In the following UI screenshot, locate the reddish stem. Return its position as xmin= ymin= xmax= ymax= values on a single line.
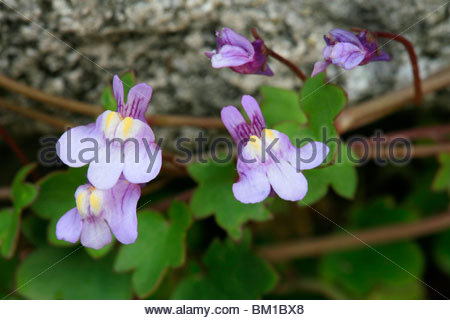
xmin=373 ymin=31 xmax=423 ymax=105
xmin=0 ymin=123 xmax=39 ymax=181
xmin=251 ymin=28 xmax=307 ymax=82
xmin=0 ymin=123 xmax=29 ymax=165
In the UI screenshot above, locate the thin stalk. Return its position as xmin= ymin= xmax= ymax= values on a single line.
xmin=373 ymin=31 xmax=423 ymax=104
xmin=251 ymin=28 xmax=307 ymax=81
xmin=258 ymin=210 xmax=450 ymax=262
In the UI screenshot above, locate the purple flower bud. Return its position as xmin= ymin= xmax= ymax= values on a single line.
xmin=221 ymin=95 xmax=329 ymax=203
xmin=312 ymin=29 xmax=391 ymax=76
xmin=205 ymin=28 xmax=273 ymax=76
xmin=56 ymin=179 xmax=141 ymax=249
xmin=56 ymin=75 xmax=162 ymax=190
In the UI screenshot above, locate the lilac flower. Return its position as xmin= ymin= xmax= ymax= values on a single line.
xmin=312 ymin=29 xmax=391 ymax=76
xmin=221 ymin=95 xmax=329 ymax=203
xmin=56 ymin=179 xmax=140 ymax=249
xmin=57 ymin=75 xmax=162 ymax=190
xmin=205 ymin=27 xmax=273 ymax=76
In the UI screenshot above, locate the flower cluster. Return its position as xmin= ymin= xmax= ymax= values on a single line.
xmin=56 ymin=75 xmax=161 ymax=249
xmin=56 ymin=26 xmax=387 ymax=249
xmin=312 ymin=29 xmax=391 ymax=76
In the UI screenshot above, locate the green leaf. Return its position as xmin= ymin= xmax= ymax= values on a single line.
xmin=32 ymin=167 xmax=86 ymax=220
xmin=11 ymin=163 xmax=39 ymax=212
xmin=368 ymin=281 xmax=425 ymax=299
xmin=319 ymin=242 xmax=424 ymax=298
xmin=1 ymin=164 xmax=39 ymax=258
xmin=16 ymin=247 xmax=132 ymax=299
xmin=114 ymin=201 xmax=191 ymax=298
xmin=300 ymin=73 xmax=346 ymax=134
xmin=31 ymin=167 xmax=87 ymax=246
xmin=433 ymin=229 xmax=450 ymax=277
xmin=21 ymin=216 xmax=47 ymax=247
xmin=433 ymin=153 xmax=450 ymax=193
xmin=350 ymin=198 xmax=418 ymax=228
xmin=100 ymin=87 xmax=115 ymax=111
xmin=319 ymin=199 xmax=424 ymax=298
xmin=100 ymin=71 xmax=136 ymax=111
xmin=172 ymin=235 xmax=278 ymax=299
xmin=0 ymin=255 xmax=18 ymax=296
xmin=188 ymin=160 xmax=270 ymax=239
xmin=0 ymin=208 xmax=19 ymax=258
xmin=120 ymin=71 xmax=136 ymax=102
xmin=260 ymin=86 xmax=307 ymax=127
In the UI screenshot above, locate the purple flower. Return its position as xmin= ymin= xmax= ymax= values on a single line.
xmin=56 ymin=179 xmax=140 ymax=249
xmin=57 ymin=75 xmax=162 ymax=190
xmin=205 ymin=28 xmax=273 ymax=76
xmin=312 ymin=29 xmax=391 ymax=76
xmin=221 ymin=95 xmax=329 ymax=203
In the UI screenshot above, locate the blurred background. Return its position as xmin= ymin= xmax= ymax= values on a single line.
xmin=0 ymin=0 xmax=449 ymax=300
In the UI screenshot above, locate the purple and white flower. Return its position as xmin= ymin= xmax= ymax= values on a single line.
xmin=57 ymin=75 xmax=162 ymax=190
xmin=221 ymin=95 xmax=329 ymax=204
xmin=205 ymin=27 xmax=273 ymax=76
xmin=56 ymin=179 xmax=140 ymax=249
xmin=312 ymin=29 xmax=391 ymax=76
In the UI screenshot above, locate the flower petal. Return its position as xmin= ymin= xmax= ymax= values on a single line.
xmin=241 ymin=95 xmax=265 ymax=134
xmin=372 ymin=50 xmax=391 ymax=62
xmin=122 ymin=83 xmax=152 ymax=122
xmin=113 ymin=75 xmax=124 ymax=111
xmin=331 ymin=43 xmax=365 ymax=70
xmin=56 ymin=123 xmax=99 ymax=167
xmin=123 ymin=140 xmax=162 ymax=184
xmin=233 ymin=166 xmax=271 ymax=204
xmin=221 ymin=106 xmax=252 ymax=145
xmin=311 ymin=61 xmax=331 ymax=77
xmin=87 ymin=144 xmax=124 ymax=189
xmin=211 ymin=45 xmax=251 ymax=68
xmin=296 ymin=141 xmax=330 ymax=170
xmin=80 ymin=217 xmax=112 ymax=249
xmin=122 ymin=122 xmax=161 ymax=184
xmin=267 ymin=159 xmax=308 ymax=201
xmin=329 ymin=29 xmax=363 ymax=47
xmin=220 ymin=28 xmax=254 ymax=55
xmin=255 ymin=64 xmax=274 ymax=76
xmin=56 ymin=208 xmax=82 ymax=243
xmin=105 ymin=181 xmax=140 ymax=244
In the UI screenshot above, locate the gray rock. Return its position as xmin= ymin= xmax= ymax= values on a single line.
xmin=0 ymin=0 xmax=449 ymax=139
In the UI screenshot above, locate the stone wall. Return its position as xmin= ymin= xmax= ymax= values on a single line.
xmin=0 ymin=0 xmax=449 ymax=138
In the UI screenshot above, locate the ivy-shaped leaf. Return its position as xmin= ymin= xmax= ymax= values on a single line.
xmin=114 ymin=201 xmax=191 ymax=298
xmin=100 ymin=71 xmax=136 ymax=111
xmin=16 ymin=247 xmax=132 ymax=299
xmin=266 ymin=74 xmax=357 ymax=205
xmin=260 ymin=86 xmax=307 ymax=127
xmin=172 ymin=234 xmax=278 ymax=299
xmin=11 ymin=163 xmax=39 ymax=212
xmin=432 ymin=153 xmax=450 ymax=194
xmin=188 ymin=160 xmax=270 ymax=239
xmin=319 ymin=199 xmax=424 ymax=298
xmin=31 ymin=167 xmax=87 ymax=247
xmin=0 ymin=164 xmax=39 ymax=258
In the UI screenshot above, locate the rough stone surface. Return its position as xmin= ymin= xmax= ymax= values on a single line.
xmin=0 ymin=0 xmax=449 ymax=139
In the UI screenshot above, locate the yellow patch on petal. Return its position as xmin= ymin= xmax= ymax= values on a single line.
xmin=76 ymin=192 xmax=85 ymax=213
xmin=122 ymin=117 xmax=133 ymax=138
xmin=105 ymin=111 xmax=117 ymax=130
xmin=262 ymin=129 xmax=275 ymax=140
